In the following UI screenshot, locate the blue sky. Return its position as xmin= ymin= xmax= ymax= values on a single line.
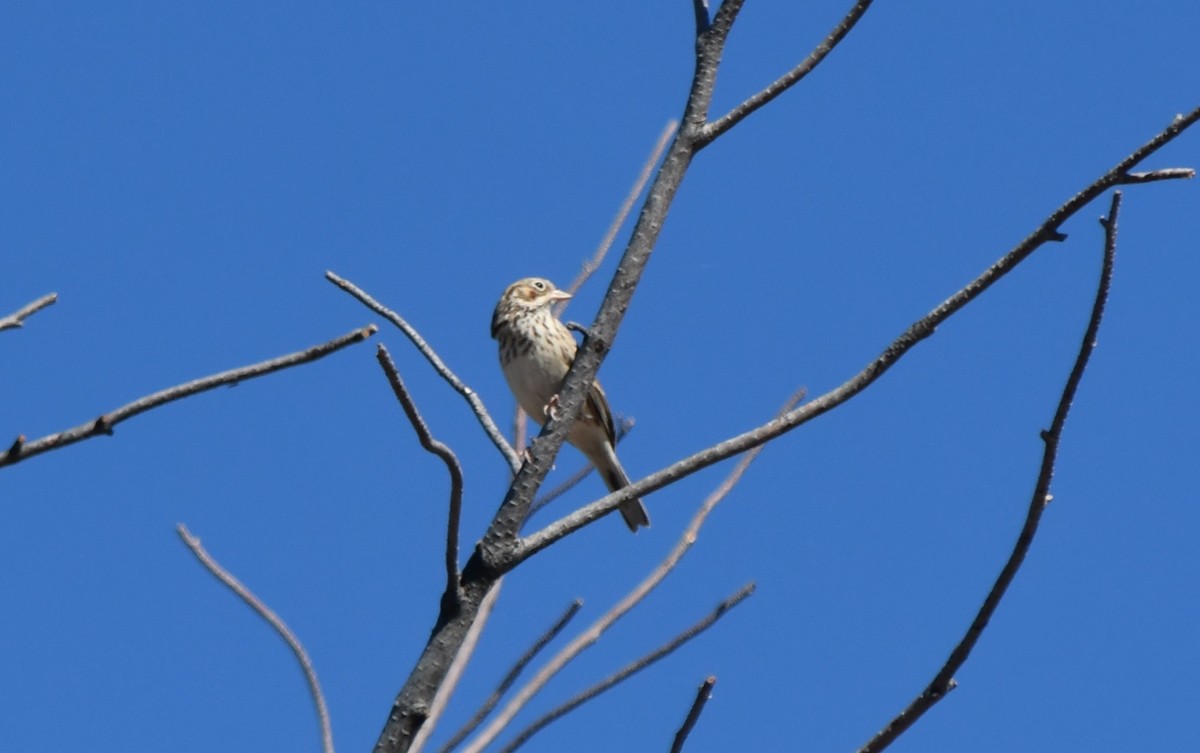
xmin=4 ymin=2 xmax=1199 ymax=751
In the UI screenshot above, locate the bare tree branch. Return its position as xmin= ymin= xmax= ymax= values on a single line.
xmin=177 ymin=524 xmax=334 ymax=753
xmin=472 ymin=0 xmax=757 ymax=568
xmin=670 ymin=676 xmax=717 ymax=753
xmin=559 ymin=120 xmax=678 ymax=305
xmin=326 ymin=271 xmax=521 ymax=474
xmin=377 ymin=344 xmax=465 ymax=596
xmin=0 ymin=325 xmax=376 ymax=470
xmin=499 ymin=586 xmax=753 ymax=753
xmin=0 ymin=293 xmax=57 ymax=332
xmin=460 ymin=391 xmax=797 ymax=753
xmin=857 ymin=191 xmax=1124 ymax=753
xmin=439 ymin=599 xmax=584 ymax=753
xmin=412 ymin=582 xmax=505 ymax=753
xmin=700 ymin=0 xmax=876 ymax=147
xmin=517 ymin=110 xmax=1199 ymax=561
xmin=371 ymin=0 xmax=1195 ymax=739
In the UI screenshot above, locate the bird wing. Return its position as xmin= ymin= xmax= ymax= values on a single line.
xmin=585 ymin=379 xmax=618 ymax=445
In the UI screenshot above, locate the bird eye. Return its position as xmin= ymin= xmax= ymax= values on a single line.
xmin=533 ymin=281 xmax=546 ymax=290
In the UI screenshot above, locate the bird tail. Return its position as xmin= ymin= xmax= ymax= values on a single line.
xmin=596 ymin=455 xmax=651 ymax=532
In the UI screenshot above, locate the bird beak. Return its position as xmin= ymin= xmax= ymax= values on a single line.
xmin=550 ymin=290 xmax=573 ymax=302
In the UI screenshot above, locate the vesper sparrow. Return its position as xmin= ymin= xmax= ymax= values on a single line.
xmin=492 ymin=277 xmax=651 ymax=532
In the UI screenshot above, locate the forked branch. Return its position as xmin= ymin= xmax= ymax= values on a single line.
xmin=516 ymin=109 xmax=1198 ymax=561
xmin=178 ymin=525 xmax=334 ymax=753
xmin=327 ymin=271 xmax=521 ymax=474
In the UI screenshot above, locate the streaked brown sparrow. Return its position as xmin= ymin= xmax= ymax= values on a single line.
xmin=491 ymin=277 xmax=650 ymax=532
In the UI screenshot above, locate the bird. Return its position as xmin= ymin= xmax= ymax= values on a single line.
xmin=491 ymin=277 xmax=651 ymax=532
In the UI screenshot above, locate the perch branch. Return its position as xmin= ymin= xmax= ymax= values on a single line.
xmin=1 ymin=325 xmax=376 ymax=469
xmin=177 ymin=524 xmax=334 ymax=753
xmin=461 ymin=391 xmax=797 ymax=753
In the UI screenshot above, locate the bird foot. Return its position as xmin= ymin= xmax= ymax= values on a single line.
xmin=544 ymin=394 xmax=561 ymax=421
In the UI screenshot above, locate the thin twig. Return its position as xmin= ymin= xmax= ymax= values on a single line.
xmin=500 ymin=587 xmax=752 ymax=753
xmin=0 ymin=325 xmax=376 ymax=469
xmin=0 ymin=293 xmax=57 ymax=332
xmin=671 ymin=677 xmax=717 ymax=753
xmin=700 ymin=0 xmax=876 ymax=147
xmin=177 ymin=525 xmax=335 ymax=753
xmin=326 ymin=271 xmax=521 ymax=474
xmin=858 ymin=191 xmax=1124 ymax=753
xmin=377 ymin=344 xmax=464 ymax=596
xmin=439 ymin=599 xmax=584 ymax=753
xmin=558 ymin=120 xmax=678 ymax=309
xmin=517 ymin=109 xmax=1199 ymax=562
xmin=412 ymin=581 xmax=505 ymax=753
xmin=461 ymin=391 xmax=801 ymax=753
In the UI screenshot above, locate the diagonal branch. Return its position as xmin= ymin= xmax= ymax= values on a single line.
xmin=0 ymin=293 xmax=57 ymax=332
xmin=497 ymin=586 xmax=754 ymax=753
xmin=671 ymin=676 xmax=718 ymax=753
xmin=439 ymin=599 xmax=584 ymax=753
xmin=412 ymin=582 xmax=505 ymax=753
xmin=377 ymin=344 xmax=465 ymax=596
xmin=559 ymin=120 xmax=678 ymax=306
xmin=1 ymin=325 xmax=376 ymax=470
xmin=857 ymin=190 xmax=1124 ymax=753
xmin=516 ymin=109 xmax=1199 ymax=561
xmin=700 ymin=0 xmax=876 ymax=147
xmin=326 ymin=271 xmax=521 ymax=474
xmin=177 ymin=525 xmax=335 ymax=753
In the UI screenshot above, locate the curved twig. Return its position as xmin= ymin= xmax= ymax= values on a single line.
xmin=1 ymin=325 xmax=376 ymax=469
xmin=858 ymin=191 xmax=1123 ymax=753
xmin=0 ymin=293 xmax=57 ymax=332
xmin=377 ymin=344 xmax=465 ymax=595
xmin=177 ymin=525 xmax=335 ymax=753
xmin=327 ymin=271 xmax=521 ymax=474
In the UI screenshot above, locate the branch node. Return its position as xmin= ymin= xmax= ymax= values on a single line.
xmin=7 ymin=435 xmax=25 ymax=456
